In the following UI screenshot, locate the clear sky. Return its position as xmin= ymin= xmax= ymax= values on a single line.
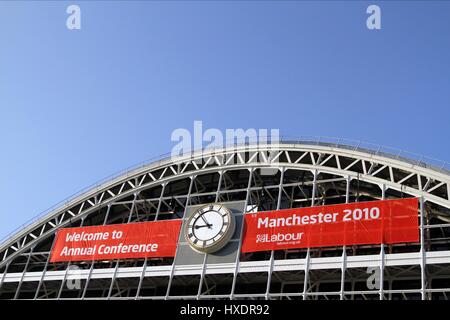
xmin=0 ymin=1 xmax=449 ymax=241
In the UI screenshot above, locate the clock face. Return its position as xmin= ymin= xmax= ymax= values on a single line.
xmin=185 ymin=204 xmax=235 ymax=253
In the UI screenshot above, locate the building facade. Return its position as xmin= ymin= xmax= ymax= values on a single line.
xmin=0 ymin=140 xmax=449 ymax=300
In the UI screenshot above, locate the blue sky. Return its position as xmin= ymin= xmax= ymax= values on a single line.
xmin=0 ymin=1 xmax=449 ymax=240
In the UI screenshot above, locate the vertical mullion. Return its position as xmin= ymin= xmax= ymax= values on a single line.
xmin=302 ymin=248 xmax=310 ymax=300
xmin=311 ymin=169 xmax=317 ymax=206
xmin=57 ymin=263 xmax=71 ymax=299
xmin=265 ymin=167 xmax=284 ymax=299
xmin=215 ymin=171 xmax=224 ymax=203
xmin=155 ymin=183 xmax=166 ymax=221
xmin=196 ymin=254 xmax=208 ymax=299
xmin=14 ymin=245 xmax=35 ymax=300
xmin=230 ymin=167 xmax=253 ymax=300
xmin=107 ymin=262 xmax=120 ymax=299
xmin=345 ymin=175 xmax=351 ymax=204
xmin=103 ymin=204 xmax=112 ymax=225
xmin=0 ymin=262 xmax=10 ymax=290
xmin=339 ymin=247 xmax=347 ymax=300
xmin=34 ymin=235 xmax=58 ymax=300
xmin=108 ymin=193 xmax=139 ymax=299
xmin=82 ymin=204 xmax=112 ymax=299
xmin=81 ymin=262 xmax=95 ymax=300
xmin=388 ymin=280 xmax=392 ymax=300
xmin=302 ymin=169 xmax=318 ymax=300
xmin=197 ymin=171 xmax=223 ymax=299
xmin=165 ymin=176 xmax=194 ymax=300
xmin=135 ymin=257 xmax=148 ymax=300
xmin=340 ymin=175 xmax=351 ymax=300
xmin=127 ymin=192 xmax=139 ymax=223
xmin=57 ymin=217 xmax=86 ymax=299
xmin=379 ymin=184 xmax=386 ymax=300
xmin=420 ymin=196 xmax=426 ymax=300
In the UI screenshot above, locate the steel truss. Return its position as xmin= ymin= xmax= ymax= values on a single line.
xmin=0 ymin=141 xmax=449 ymax=300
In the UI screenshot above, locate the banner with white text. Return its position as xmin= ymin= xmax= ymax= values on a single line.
xmin=241 ymin=198 xmax=419 ymax=252
xmin=50 ymin=219 xmax=182 ymax=262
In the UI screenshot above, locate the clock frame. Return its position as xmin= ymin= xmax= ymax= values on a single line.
xmin=184 ymin=204 xmax=236 ymax=254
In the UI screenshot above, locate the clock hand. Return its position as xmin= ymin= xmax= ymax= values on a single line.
xmin=194 ymin=224 xmax=213 ymax=229
xmin=200 ymin=214 xmax=212 ymax=228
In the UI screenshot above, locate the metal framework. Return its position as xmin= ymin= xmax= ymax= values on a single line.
xmin=1 ymin=141 xmax=450 ymax=300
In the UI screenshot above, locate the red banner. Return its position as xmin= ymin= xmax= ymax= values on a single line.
xmin=50 ymin=219 xmax=182 ymax=262
xmin=241 ymin=198 xmax=419 ymax=253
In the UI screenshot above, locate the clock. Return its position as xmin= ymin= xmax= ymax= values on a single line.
xmin=185 ymin=204 xmax=235 ymax=254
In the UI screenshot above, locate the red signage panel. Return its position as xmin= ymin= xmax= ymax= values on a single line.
xmin=50 ymin=219 xmax=182 ymax=262
xmin=241 ymin=198 xmax=419 ymax=253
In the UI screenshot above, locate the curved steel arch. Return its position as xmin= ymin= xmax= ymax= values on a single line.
xmin=1 ymin=142 xmax=449 ymax=267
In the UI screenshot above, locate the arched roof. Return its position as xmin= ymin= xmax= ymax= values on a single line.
xmin=1 ymin=141 xmax=449 ymax=267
